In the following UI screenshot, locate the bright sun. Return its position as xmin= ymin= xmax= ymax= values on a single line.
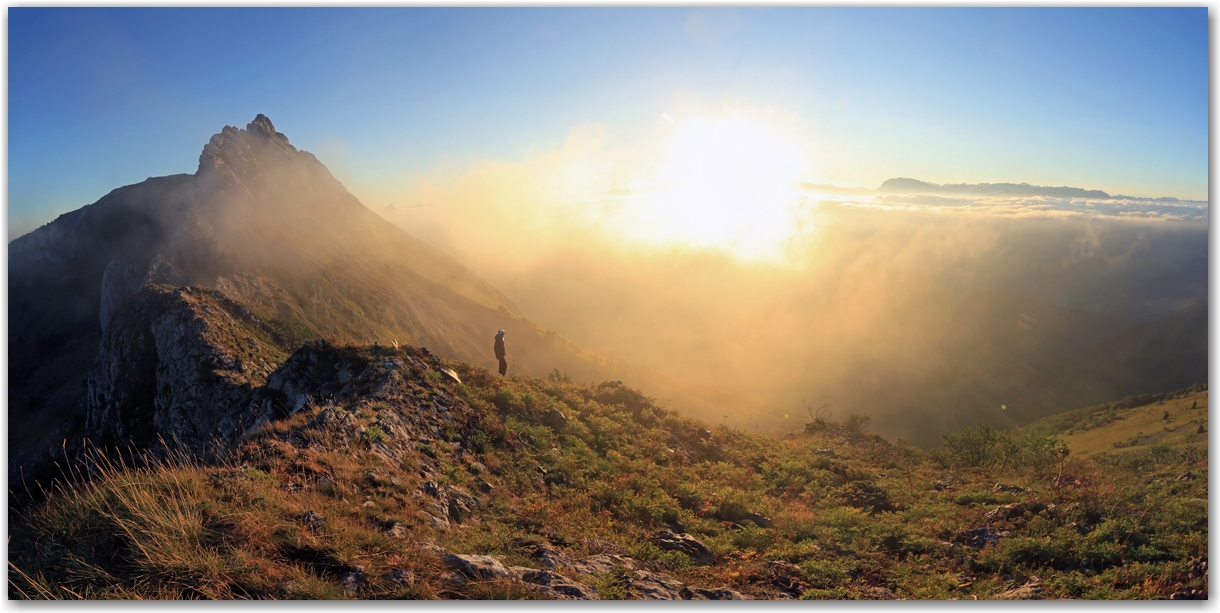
xmin=628 ymin=115 xmax=808 ymax=262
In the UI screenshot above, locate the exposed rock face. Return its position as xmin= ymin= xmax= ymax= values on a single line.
xmin=99 ymin=259 xmax=145 ymax=333
xmin=86 ymin=286 xmax=288 ymax=452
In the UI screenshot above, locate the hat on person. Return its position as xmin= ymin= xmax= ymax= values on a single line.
xmin=496 ymin=329 xmax=505 ymax=338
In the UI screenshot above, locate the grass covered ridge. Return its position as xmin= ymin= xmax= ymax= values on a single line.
xmin=8 ymin=344 xmax=1209 ymax=599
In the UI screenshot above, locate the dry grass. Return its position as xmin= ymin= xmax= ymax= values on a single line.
xmin=9 ymin=349 xmax=1209 ymax=600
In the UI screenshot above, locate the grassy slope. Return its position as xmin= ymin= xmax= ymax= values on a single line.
xmin=1018 ymin=387 xmax=1208 ymax=458
xmin=1058 ymin=392 xmax=1208 ymax=460
xmin=9 ymin=349 xmax=1208 ymax=600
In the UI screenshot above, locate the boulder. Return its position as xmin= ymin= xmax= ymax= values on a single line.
xmin=623 ymin=570 xmax=687 ymax=600
xmin=446 ymin=487 xmax=481 ymax=523
xmin=443 ymin=554 xmax=515 ymax=581
xmin=653 ymin=529 xmax=715 ymax=565
xmin=520 ymin=569 xmax=598 ymax=600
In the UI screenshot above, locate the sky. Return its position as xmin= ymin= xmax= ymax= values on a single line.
xmin=7 ymin=7 xmax=1210 ymax=240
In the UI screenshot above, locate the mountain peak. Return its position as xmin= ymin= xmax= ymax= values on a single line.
xmin=246 ymin=113 xmax=292 ymax=146
xmin=197 ymin=114 xmax=296 ymax=178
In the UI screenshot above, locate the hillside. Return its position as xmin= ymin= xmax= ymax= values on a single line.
xmin=6 ymin=115 xmax=708 ymax=481
xmin=1018 ymin=385 xmax=1208 ymax=460
xmin=10 ymin=347 xmax=1207 ymax=599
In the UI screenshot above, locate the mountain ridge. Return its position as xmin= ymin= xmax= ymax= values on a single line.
xmin=9 ymin=115 xmax=682 ymax=476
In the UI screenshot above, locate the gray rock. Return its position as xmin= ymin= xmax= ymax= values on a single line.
xmin=443 ymin=554 xmax=515 ymax=581
xmin=86 ymin=286 xmax=289 ymax=455
xmin=341 ymin=566 xmax=365 ymax=591
xmin=425 ymin=512 xmax=450 ymax=529
xmin=521 ymin=569 xmax=599 ymax=600
xmin=99 ymin=259 xmax=144 ymax=333
xmin=386 ymin=568 xmax=414 ymax=586
xmin=623 ymin=570 xmax=687 ymax=599
xmin=569 ymin=554 xmax=638 ymax=575
xmin=653 ymin=529 xmax=715 ymax=565
xmin=301 ymin=510 xmax=325 ymax=532
xmin=529 ymin=545 xmax=572 ymax=570
xmin=446 ymin=486 xmax=480 ymax=523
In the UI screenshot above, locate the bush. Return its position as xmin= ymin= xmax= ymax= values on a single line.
xmin=833 ymin=480 xmax=895 ymax=514
xmin=843 ymin=414 xmax=872 ymax=436
xmin=940 ymin=422 xmax=1015 ymax=469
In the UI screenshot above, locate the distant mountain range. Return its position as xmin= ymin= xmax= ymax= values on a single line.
xmin=877 ymin=177 xmax=1188 ymax=202
xmin=799 ymin=178 xmax=1192 ymax=202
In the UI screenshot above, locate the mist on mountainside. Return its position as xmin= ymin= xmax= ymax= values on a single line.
xmin=378 ymin=160 xmax=1207 ymax=446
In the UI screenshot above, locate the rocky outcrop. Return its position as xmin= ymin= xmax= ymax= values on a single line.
xmin=427 ymin=543 xmax=745 ymax=601
xmin=86 ymin=286 xmax=288 ymax=453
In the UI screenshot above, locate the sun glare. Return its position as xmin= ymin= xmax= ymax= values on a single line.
xmin=628 ymin=115 xmax=808 ymax=262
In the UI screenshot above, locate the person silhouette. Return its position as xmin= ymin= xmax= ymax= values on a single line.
xmin=494 ymin=329 xmax=507 ymax=376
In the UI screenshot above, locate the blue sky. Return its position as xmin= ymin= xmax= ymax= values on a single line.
xmin=8 ymin=7 xmax=1209 ymax=239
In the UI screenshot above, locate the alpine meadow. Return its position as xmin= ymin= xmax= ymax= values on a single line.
xmin=7 ymin=8 xmax=1209 ymax=600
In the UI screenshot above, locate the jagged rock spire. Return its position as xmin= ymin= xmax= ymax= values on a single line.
xmin=197 ymin=114 xmax=297 ymax=178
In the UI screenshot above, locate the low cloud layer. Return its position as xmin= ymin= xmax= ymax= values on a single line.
xmin=825 ymin=191 xmax=1208 ymax=222
xmin=367 ymin=129 xmax=1207 ymax=444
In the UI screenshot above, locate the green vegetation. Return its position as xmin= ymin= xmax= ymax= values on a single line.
xmin=8 ymin=351 xmax=1208 ymax=600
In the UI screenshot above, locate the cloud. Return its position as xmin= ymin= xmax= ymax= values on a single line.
xmin=809 ymin=192 xmax=1208 ymax=223
xmin=367 ymin=125 xmax=1206 ymax=444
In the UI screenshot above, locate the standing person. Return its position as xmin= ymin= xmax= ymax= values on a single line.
xmin=494 ymin=329 xmax=507 ymax=376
